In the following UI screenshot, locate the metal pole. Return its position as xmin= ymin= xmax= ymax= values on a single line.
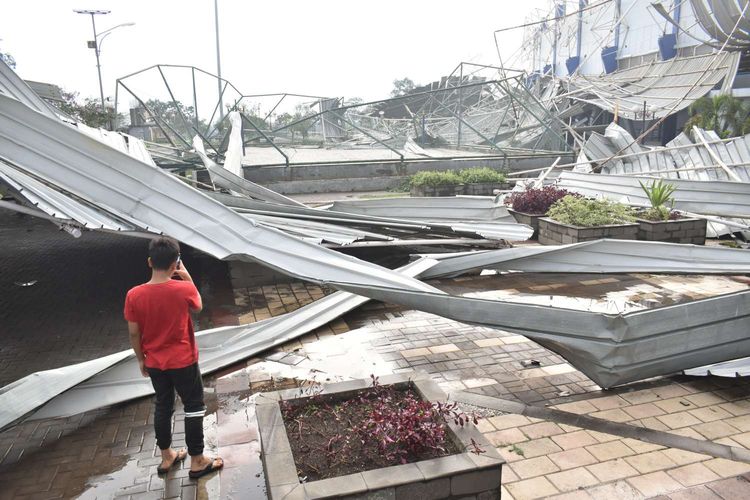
xmin=192 ymin=67 xmax=199 ymax=129
xmin=457 ymin=63 xmax=463 ymax=149
xmin=214 ymin=0 xmax=223 ymax=119
xmin=90 ymin=13 xmax=106 ymax=112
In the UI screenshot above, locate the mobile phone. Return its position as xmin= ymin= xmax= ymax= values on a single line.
xmin=176 ymin=255 xmax=181 ymax=269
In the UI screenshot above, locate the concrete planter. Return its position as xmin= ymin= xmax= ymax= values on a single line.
xmin=410 ymin=184 xmax=462 ymax=197
xmin=462 ymin=182 xmax=513 ymax=196
xmin=257 ymin=373 xmax=504 ymax=500
xmin=507 ymin=209 xmax=543 ymax=239
xmin=637 ymin=217 xmax=707 ymax=245
xmin=538 ymin=217 xmax=639 ymax=245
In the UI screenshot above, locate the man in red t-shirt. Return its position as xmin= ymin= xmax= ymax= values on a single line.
xmin=125 ymin=237 xmax=223 ymax=478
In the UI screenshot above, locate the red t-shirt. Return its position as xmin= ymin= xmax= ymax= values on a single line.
xmin=124 ymin=280 xmax=201 ymax=370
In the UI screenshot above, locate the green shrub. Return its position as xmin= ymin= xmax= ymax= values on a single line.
xmin=547 ymin=195 xmax=636 ymax=227
xmin=638 ymin=179 xmax=676 ymax=221
xmin=409 ymin=170 xmax=462 ymax=187
xmin=458 ymin=167 xmax=506 ymax=184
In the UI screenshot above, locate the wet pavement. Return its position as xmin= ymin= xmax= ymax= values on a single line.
xmin=4 ymin=207 xmax=750 ymax=498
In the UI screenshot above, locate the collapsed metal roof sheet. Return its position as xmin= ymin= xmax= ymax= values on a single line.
xmin=583 ymin=122 xmax=750 ymax=182
xmin=0 ymin=93 xmax=438 ymax=293
xmin=245 ymin=213 xmax=393 ymax=246
xmin=0 ymin=160 xmax=138 ymax=232
xmin=684 ymin=357 xmax=750 ymax=378
xmin=8 ymin=239 xmax=750 ymax=426
xmin=215 ymin=192 xmax=532 ymax=242
xmin=564 ymin=52 xmax=740 ymax=120
xmin=4 ymin=75 xmax=750 ymax=422
xmin=193 ymin=136 xmax=305 ymax=207
xmin=0 ymin=59 xmax=59 ymax=118
xmin=420 ymin=239 xmax=750 ymax=278
xmin=690 ymin=0 xmax=750 ymax=49
xmin=557 ymin=171 xmax=750 ymax=218
xmin=328 ymin=197 xmax=513 ymax=221
xmin=333 ymin=282 xmax=750 ymax=390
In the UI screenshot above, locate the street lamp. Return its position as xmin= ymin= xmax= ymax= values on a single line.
xmin=74 ymin=9 xmax=134 ymax=114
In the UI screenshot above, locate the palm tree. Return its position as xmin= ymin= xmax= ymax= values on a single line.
xmin=684 ymin=94 xmax=750 ymax=138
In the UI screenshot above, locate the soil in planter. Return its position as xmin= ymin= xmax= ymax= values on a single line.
xmin=280 ymin=385 xmax=461 ymax=481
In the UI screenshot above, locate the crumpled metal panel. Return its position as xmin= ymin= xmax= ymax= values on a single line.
xmin=565 ymin=53 xmax=740 ymax=120
xmin=0 ymin=160 xmax=136 ymax=231
xmin=193 ymin=136 xmax=305 ymax=207
xmin=0 ymin=351 xmax=132 ymax=430
xmin=585 ymin=123 xmax=750 ymax=182
xmin=0 ymin=94 xmax=438 ymax=294
xmin=691 ymin=0 xmax=750 ymax=47
xmin=557 ymin=171 xmax=750 ymax=218
xmin=333 ymin=282 xmax=750 ymax=389
xmin=420 ymin=239 xmax=750 ymax=278
xmin=216 ymin=192 xmax=532 ymax=241
xmin=4 ymin=89 xmax=750 ymax=421
xmin=328 ymin=197 xmax=512 ymax=221
xmin=246 ymin=213 xmax=392 ymax=246
xmin=684 ymin=357 xmax=750 ymax=378
xmin=0 ymin=59 xmax=59 ymax=118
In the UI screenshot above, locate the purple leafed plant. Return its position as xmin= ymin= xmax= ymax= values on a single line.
xmin=280 ymin=375 xmax=483 ymax=479
xmin=505 ymin=186 xmax=578 ymax=215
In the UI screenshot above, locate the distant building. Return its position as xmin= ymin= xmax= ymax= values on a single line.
xmin=524 ymin=0 xmax=750 ymax=143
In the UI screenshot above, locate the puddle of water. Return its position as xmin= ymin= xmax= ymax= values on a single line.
xmin=77 ymin=457 xmax=143 ymax=500
xmin=216 ymin=393 xmax=266 ymax=499
xmin=463 ymin=275 xmax=750 ymax=314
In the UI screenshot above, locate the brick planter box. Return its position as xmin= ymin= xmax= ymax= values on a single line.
xmin=637 ymin=217 xmax=707 ymax=245
xmin=538 ymin=217 xmax=639 ymax=245
xmin=410 ymin=184 xmax=462 ymax=197
xmin=257 ymin=373 xmax=504 ymax=500
xmin=462 ymin=182 xmax=513 ymax=196
xmin=507 ymin=209 xmax=543 ymax=239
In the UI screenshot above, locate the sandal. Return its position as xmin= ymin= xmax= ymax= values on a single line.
xmin=188 ymin=457 xmax=224 ymax=479
xmin=156 ymin=448 xmax=187 ymax=474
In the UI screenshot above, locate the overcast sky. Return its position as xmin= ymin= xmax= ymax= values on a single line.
xmin=2 ymin=0 xmax=550 ymax=105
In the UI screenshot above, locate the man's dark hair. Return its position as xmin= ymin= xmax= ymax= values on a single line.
xmin=149 ymin=237 xmax=180 ymax=270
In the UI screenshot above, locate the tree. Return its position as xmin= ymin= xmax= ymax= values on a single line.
xmin=233 ymin=102 xmax=268 ymax=130
xmin=274 ymin=104 xmax=316 ymax=141
xmin=684 ymin=94 xmax=750 ymax=138
xmin=48 ymin=89 xmax=119 ymax=129
xmin=391 ymin=77 xmax=416 ymax=97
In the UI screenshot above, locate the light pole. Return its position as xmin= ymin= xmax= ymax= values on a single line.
xmin=74 ymin=9 xmax=134 ymax=115
xmin=214 ymin=0 xmax=223 ymax=119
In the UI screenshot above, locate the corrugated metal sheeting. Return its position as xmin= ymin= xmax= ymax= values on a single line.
xmin=564 ymin=52 xmax=740 ymax=120
xmin=3 ymin=63 xmax=750 ymax=428
xmin=557 ymin=171 xmax=750 ymax=218
xmin=582 ymin=122 xmax=750 ymax=182
xmin=690 ymin=0 xmax=750 ymax=50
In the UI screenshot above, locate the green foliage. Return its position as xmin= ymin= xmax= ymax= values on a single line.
xmin=49 ymin=89 xmax=121 ymax=129
xmin=547 ymin=195 xmax=636 ymax=227
xmin=409 ymin=170 xmax=462 ymax=187
xmin=638 ymin=179 xmax=676 ymax=220
xmin=639 ymin=179 xmax=676 ymax=208
xmin=409 ymin=168 xmax=506 ymax=188
xmin=275 ymin=103 xmax=316 ymax=141
xmin=458 ymin=167 xmax=506 ymax=184
xmin=640 ymin=206 xmax=672 ymax=222
xmin=684 ymin=95 xmax=750 ymax=138
xmin=391 ymin=77 xmax=416 ymax=97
